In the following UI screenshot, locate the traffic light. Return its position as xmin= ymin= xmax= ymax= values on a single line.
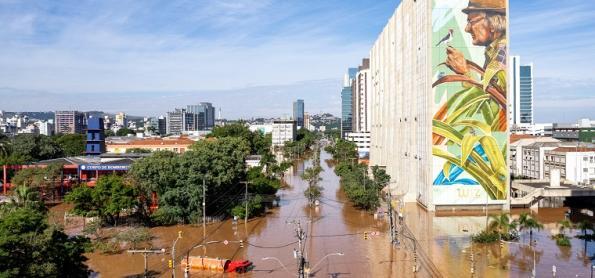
xmin=239 ymin=240 xmax=244 ymax=248
xmin=363 ymin=232 xmax=368 ymax=240
xmin=168 ymin=259 xmax=173 ymax=269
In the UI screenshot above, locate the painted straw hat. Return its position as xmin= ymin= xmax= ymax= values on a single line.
xmin=462 ymin=0 xmax=506 ymax=14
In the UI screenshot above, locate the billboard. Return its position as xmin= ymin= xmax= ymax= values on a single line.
xmin=79 ymin=164 xmax=130 ymax=171
xmin=431 ymin=0 xmax=508 ymax=205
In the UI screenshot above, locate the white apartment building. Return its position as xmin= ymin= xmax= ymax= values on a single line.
xmin=346 ymin=132 xmax=371 ymax=158
xmin=544 ymin=147 xmax=595 ymax=185
xmin=272 ymin=120 xmax=296 ymax=147
xmin=521 ymin=142 xmax=563 ymax=179
xmin=36 ymin=120 xmax=55 ymax=136
xmin=509 ymin=136 xmax=560 ymax=177
xmin=353 ymin=59 xmax=372 ymax=133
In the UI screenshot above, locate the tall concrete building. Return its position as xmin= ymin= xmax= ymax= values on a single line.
xmin=166 ymin=109 xmax=187 ymax=135
xmin=509 ymin=56 xmax=533 ymax=125
xmin=293 ymin=99 xmax=305 ymax=129
xmin=115 ymin=112 xmax=127 ymax=127
xmin=341 ymin=68 xmax=358 ymax=138
xmin=55 ymin=111 xmax=86 ymax=134
xmin=352 ymin=59 xmax=371 ymax=133
xmin=369 ymin=0 xmax=509 ymax=210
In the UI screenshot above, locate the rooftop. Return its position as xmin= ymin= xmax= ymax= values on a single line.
xmin=550 ymin=147 xmax=595 ymax=153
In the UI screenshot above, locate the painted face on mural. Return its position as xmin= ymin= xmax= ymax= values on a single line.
xmin=465 ymin=13 xmax=492 ymax=46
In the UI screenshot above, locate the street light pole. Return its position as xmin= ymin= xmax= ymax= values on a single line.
xmin=172 ymin=231 xmax=182 ymax=278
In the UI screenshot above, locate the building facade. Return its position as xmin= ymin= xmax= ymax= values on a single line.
xmin=341 ymin=68 xmax=358 ymax=138
xmin=106 ymin=137 xmax=195 ymax=154
xmin=346 ymin=132 xmax=371 ymax=158
xmin=115 ymin=112 xmax=127 ymax=127
xmin=544 ymin=147 xmax=595 ymax=185
xmin=369 ymin=0 xmax=509 ymax=210
xmin=293 ymin=99 xmax=305 ymax=129
xmin=166 ymin=109 xmax=186 ymax=135
xmin=272 ymin=120 xmax=297 ymax=147
xmin=352 ymin=59 xmax=371 ymax=133
xmin=55 ymin=111 xmax=86 ymax=134
xmin=86 ymin=117 xmax=105 ymax=156
xmin=187 ymin=102 xmax=216 ymax=130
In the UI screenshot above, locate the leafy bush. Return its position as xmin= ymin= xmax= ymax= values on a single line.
xmin=472 ymin=230 xmax=500 ymax=243
xmin=552 ymin=234 xmax=571 ymax=247
xmin=116 ymin=227 xmax=152 ymax=249
xmin=231 ymin=195 xmax=264 ymax=219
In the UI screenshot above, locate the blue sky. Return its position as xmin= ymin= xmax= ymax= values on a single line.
xmin=0 ymin=0 xmax=594 ymax=122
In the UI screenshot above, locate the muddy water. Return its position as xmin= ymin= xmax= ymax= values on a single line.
xmin=54 ymin=150 xmax=594 ymax=277
xmin=77 ymin=151 xmax=418 ymax=277
xmin=405 ymin=200 xmax=595 ymax=277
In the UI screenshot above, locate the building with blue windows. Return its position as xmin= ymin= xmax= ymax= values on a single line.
xmin=293 ymin=99 xmax=304 ymax=128
xmin=510 ymin=56 xmax=534 ymax=126
xmin=341 ymin=68 xmax=357 ymax=138
xmin=85 ymin=117 xmax=105 ymax=156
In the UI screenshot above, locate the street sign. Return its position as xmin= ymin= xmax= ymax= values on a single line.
xmin=223 ymin=240 xmax=229 ymax=245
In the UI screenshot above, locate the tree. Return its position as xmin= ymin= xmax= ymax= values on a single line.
xmin=10 ymin=163 xmax=63 ymax=200
xmin=328 ymin=139 xmax=358 ymax=162
xmin=104 ymin=130 xmax=115 ymax=137
xmin=126 ymin=148 xmax=152 ymax=154
xmin=371 ymin=166 xmax=390 ymax=190
xmin=116 ymin=128 xmax=136 ymax=136
xmin=129 ymin=137 xmax=251 ymax=225
xmin=517 ymin=212 xmax=543 ymax=243
xmin=488 ymin=213 xmax=519 ymax=240
xmin=7 ymin=134 xmax=63 ymax=163
xmin=210 ymin=122 xmax=270 ymax=154
xmin=0 ymin=206 xmax=90 ymax=277
xmin=231 ymin=195 xmax=264 ymax=219
xmin=65 ymin=174 xmax=138 ymax=226
xmin=302 ymin=166 xmax=323 ymax=204
xmin=53 ymin=134 xmax=85 ymax=156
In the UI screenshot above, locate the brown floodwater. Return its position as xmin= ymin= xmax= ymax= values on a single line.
xmin=51 ymin=150 xmax=594 ymax=277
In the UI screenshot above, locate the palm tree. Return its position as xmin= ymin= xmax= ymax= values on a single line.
xmin=576 ymin=220 xmax=593 ymax=236
xmin=576 ymin=220 xmax=593 ymax=253
xmin=488 ymin=213 xmax=511 ymax=235
xmin=558 ymin=219 xmax=572 ymax=235
xmin=518 ymin=212 xmax=544 ymax=243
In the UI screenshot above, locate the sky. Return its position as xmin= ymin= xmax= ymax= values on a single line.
xmin=0 ymin=0 xmax=594 ymax=122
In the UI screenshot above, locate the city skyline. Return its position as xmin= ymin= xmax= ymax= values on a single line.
xmin=0 ymin=0 xmax=594 ymax=121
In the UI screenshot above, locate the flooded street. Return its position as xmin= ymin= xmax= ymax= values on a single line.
xmin=56 ymin=150 xmax=594 ymax=277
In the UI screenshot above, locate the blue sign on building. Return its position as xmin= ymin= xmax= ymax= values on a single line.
xmin=79 ymin=164 xmax=130 ymax=171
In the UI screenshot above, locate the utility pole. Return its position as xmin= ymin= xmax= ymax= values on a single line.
xmin=289 ymin=220 xmax=307 ymax=278
xmin=387 ymin=190 xmax=396 ymax=245
xmin=127 ymin=248 xmax=166 ymax=278
xmin=202 ymin=179 xmax=206 ymax=239
xmin=243 ymin=181 xmax=249 ymax=224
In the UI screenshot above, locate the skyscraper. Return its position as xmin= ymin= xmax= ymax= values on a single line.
xmin=519 ymin=64 xmax=534 ymax=125
xmin=166 ymin=109 xmax=186 ymax=135
xmin=55 ymin=111 xmax=86 ymax=134
xmin=293 ymin=99 xmax=304 ymax=128
xmin=115 ymin=112 xmax=127 ymax=127
xmin=509 ymin=56 xmax=534 ymax=125
xmin=187 ymin=102 xmax=216 ymax=130
xmin=341 ymin=68 xmax=357 ymax=138
xmin=158 ymin=116 xmax=167 ymax=135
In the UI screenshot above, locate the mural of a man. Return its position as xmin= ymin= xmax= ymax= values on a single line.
xmin=445 ymin=0 xmax=507 ymax=92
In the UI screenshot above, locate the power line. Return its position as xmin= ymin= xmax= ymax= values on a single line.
xmin=247 ymin=241 xmax=298 ymax=249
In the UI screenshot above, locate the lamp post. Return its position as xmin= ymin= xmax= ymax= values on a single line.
xmin=261 ymin=257 xmax=296 ymax=277
xmin=171 ymin=231 xmax=182 ymax=278
xmin=307 ymin=252 xmax=344 ymax=275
